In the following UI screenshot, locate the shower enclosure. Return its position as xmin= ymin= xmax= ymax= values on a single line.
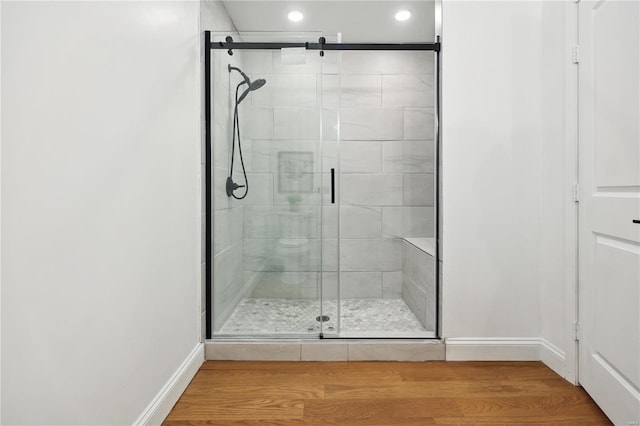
xmin=205 ymin=31 xmax=439 ymax=339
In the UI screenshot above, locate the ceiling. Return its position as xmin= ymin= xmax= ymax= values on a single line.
xmin=221 ymin=1 xmax=437 ymax=43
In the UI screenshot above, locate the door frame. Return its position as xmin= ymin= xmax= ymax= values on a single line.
xmin=564 ymin=0 xmax=580 ymax=386
xmin=540 ymin=0 xmax=580 ymax=386
xmin=203 ymin=31 xmax=442 ymax=340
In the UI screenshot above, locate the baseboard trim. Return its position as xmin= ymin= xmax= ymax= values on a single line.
xmin=445 ymin=338 xmax=541 ymax=360
xmin=445 ymin=337 xmax=566 ymax=366
xmin=134 ymin=343 xmax=204 ymax=425
xmin=539 ymin=338 xmax=569 ymax=380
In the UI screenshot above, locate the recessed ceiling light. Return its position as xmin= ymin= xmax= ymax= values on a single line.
xmin=395 ymin=9 xmax=411 ymax=21
xmin=288 ymin=11 xmax=303 ymax=22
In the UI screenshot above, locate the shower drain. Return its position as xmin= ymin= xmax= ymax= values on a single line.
xmin=315 ymin=315 xmax=330 ymax=323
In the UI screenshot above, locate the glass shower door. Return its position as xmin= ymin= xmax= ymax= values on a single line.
xmin=331 ymin=49 xmax=438 ymax=338
xmin=210 ymin=32 xmax=339 ymax=338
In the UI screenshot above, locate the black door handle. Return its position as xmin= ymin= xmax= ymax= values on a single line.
xmin=330 ymin=168 xmax=335 ymax=204
xmin=633 ymin=220 xmax=640 ymax=224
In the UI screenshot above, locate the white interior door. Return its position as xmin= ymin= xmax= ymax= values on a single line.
xmin=578 ymin=1 xmax=640 ymax=424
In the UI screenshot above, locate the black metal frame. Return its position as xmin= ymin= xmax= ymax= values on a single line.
xmin=434 ymin=35 xmax=441 ymax=339
xmin=204 ymin=32 xmax=441 ymax=340
xmin=204 ymin=32 xmax=212 ymax=339
xmin=212 ymin=37 xmax=440 ymax=54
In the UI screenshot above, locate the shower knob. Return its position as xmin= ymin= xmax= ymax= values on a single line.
xmin=226 ymin=177 xmax=245 ymax=197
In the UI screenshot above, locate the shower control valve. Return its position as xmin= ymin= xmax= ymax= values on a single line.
xmin=225 ymin=177 xmax=245 ymax=197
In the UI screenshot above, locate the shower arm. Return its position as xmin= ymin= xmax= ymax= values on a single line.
xmin=228 ymin=65 xmax=250 ymax=85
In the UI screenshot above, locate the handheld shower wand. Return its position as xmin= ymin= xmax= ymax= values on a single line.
xmin=226 ymin=65 xmax=266 ymax=199
xmin=228 ymin=65 xmax=266 ymax=105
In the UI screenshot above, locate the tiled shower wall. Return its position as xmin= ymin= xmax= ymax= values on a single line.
xmin=331 ymin=51 xmax=435 ymax=300
xmin=210 ymin=44 xmax=253 ymax=330
xmin=239 ymin=49 xmax=435 ymax=300
xmin=240 ymin=49 xmax=330 ymax=300
xmin=330 ymin=52 xmax=434 ymax=298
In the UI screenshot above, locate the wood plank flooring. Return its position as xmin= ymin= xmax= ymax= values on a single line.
xmin=164 ymin=361 xmax=611 ymax=425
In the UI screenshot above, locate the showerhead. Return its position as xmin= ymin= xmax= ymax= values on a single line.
xmin=236 ymin=78 xmax=266 ymax=105
xmin=249 ymin=78 xmax=266 ymax=91
xmin=228 ymin=65 xmax=265 ymax=88
xmin=228 ymin=65 xmax=266 ymax=105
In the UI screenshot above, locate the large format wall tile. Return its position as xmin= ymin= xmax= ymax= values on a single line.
xmin=243 ymin=238 xmax=275 ymax=271
xmin=244 ymin=173 xmax=273 ymax=206
xmin=247 ymin=140 xmax=271 ymax=173
xmin=244 ymin=237 xmax=324 ymax=272
xmin=320 ymin=272 xmax=338 ymax=299
xmin=382 ymin=206 xmax=434 ymax=238
xmin=214 ymin=207 xmax=243 ymax=255
xmin=214 ymin=241 xmax=243 ymax=291
xmin=250 ymin=271 xmax=318 ymax=299
xmin=244 ymin=206 xmax=320 ymax=239
xmin=321 ymin=140 xmax=338 ymax=169
xmin=341 ymin=108 xmax=403 ymax=140
xmin=382 ymin=75 xmax=433 ymax=107
xmin=274 ymin=188 xmax=322 ymax=208
xmin=404 ymin=107 xmax=435 ymax=140
xmin=250 ymin=140 xmax=321 ymax=174
xmin=401 ymin=240 xmax=437 ymax=331
xmin=341 ymin=174 xmax=403 ymax=206
xmin=250 ymin=74 xmax=317 ymax=108
xmin=320 ymin=50 xmax=339 ymax=75
xmin=382 ymin=140 xmax=434 ymax=173
xmin=274 ymin=107 xmax=321 ymax=140
xmin=403 ymin=240 xmax=436 ymax=287
xmin=403 ymin=51 xmax=436 ymax=75
xmin=322 ymin=238 xmax=338 ymax=272
xmin=383 ymin=271 xmax=403 ymax=298
xmin=341 ymin=238 xmax=402 ymax=271
xmin=403 ymin=173 xmax=435 ymax=206
xmin=214 ymin=166 xmax=241 ymax=211
xmin=340 ymin=51 xmax=404 ymax=75
xmin=241 ymin=107 xmax=273 ymax=139
xmin=322 ymin=108 xmax=339 ymax=141
xmin=402 ymin=274 xmax=428 ymax=330
xmin=322 ymin=205 xmax=338 ymax=238
xmin=340 ymin=272 xmax=383 ymax=298
xmin=323 ymin=75 xmax=382 ymax=108
xmin=340 ymin=206 xmax=382 ymax=238
xmin=242 ymin=50 xmax=274 ymax=75
xmin=340 ymin=141 xmax=382 ymax=173
xmin=213 ymin=278 xmax=245 ymax=331
xmin=213 ymin=122 xmax=230 ymax=169
xmin=244 ymin=206 xmax=277 ymax=239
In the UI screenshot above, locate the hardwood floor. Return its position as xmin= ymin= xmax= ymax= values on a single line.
xmin=164 ymin=361 xmax=611 ymax=425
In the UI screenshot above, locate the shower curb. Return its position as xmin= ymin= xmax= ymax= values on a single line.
xmin=204 ymin=340 xmax=445 ymax=361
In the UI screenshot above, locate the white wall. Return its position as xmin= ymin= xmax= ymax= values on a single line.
xmin=441 ymin=0 xmax=577 ymax=379
xmin=1 ymin=2 xmax=202 ymax=423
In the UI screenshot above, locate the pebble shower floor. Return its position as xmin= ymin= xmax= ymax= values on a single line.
xmin=219 ymin=298 xmax=427 ymax=335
